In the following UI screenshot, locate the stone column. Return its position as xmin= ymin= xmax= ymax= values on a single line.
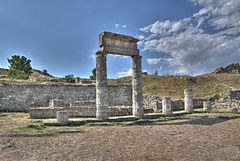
xmin=184 ymin=89 xmax=193 ymax=112
xmin=96 ymin=51 xmax=108 ymax=120
xmin=203 ymin=101 xmax=211 ymax=112
xmin=132 ymin=55 xmax=144 ymax=117
xmin=162 ymin=97 xmax=172 ymax=115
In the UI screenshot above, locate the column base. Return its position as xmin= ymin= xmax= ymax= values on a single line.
xmin=96 ymin=109 xmax=108 ymax=120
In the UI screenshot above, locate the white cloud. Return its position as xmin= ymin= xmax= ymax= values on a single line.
xmin=115 ymin=24 xmax=119 ymax=28
xmin=146 ymin=58 xmax=162 ymax=65
xmin=140 ymin=0 xmax=240 ymax=75
xmin=143 ymin=69 xmax=148 ymax=73
xmin=118 ymin=68 xmax=132 ymax=77
xmin=122 ymin=25 xmax=127 ymax=28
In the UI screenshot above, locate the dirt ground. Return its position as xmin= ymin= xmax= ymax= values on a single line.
xmin=0 ymin=113 xmax=240 ymax=161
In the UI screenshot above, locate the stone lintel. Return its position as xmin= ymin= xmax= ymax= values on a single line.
xmin=99 ymin=31 xmax=139 ymax=56
xmin=99 ymin=31 xmax=139 ymax=44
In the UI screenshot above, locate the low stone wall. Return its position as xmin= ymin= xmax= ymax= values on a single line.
xmin=215 ymin=90 xmax=240 ymax=111
xmin=30 ymin=106 xmax=133 ymax=119
xmin=0 ymin=84 xmax=132 ymax=112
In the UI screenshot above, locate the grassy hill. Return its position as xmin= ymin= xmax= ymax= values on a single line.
xmin=1 ymin=67 xmax=240 ymax=99
xmin=108 ymin=73 xmax=240 ymax=99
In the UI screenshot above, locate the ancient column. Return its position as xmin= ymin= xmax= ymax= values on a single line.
xmin=96 ymin=51 xmax=108 ymax=120
xmin=184 ymin=89 xmax=193 ymax=112
xmin=162 ymin=97 xmax=172 ymax=115
xmin=132 ymin=55 xmax=144 ymax=117
xmin=203 ymin=101 xmax=211 ymax=112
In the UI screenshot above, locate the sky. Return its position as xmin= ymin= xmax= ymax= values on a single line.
xmin=0 ymin=0 xmax=240 ymax=78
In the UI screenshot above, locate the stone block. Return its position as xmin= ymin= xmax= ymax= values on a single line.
xmin=70 ymin=101 xmax=96 ymax=107
xmin=57 ymin=111 xmax=68 ymax=123
xmin=99 ymin=31 xmax=139 ymax=56
xmin=152 ymin=101 xmax=161 ymax=112
xmin=203 ymin=101 xmax=211 ymax=111
xmin=49 ymin=99 xmax=64 ymax=108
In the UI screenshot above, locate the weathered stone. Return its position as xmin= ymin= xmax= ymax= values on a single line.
xmin=162 ymin=97 xmax=172 ymax=115
xmin=132 ymin=55 xmax=144 ymax=117
xmin=57 ymin=111 xmax=68 ymax=123
xmin=30 ymin=106 xmax=133 ymax=119
xmin=152 ymin=101 xmax=161 ymax=112
xmin=96 ymin=51 xmax=108 ymax=120
xmin=214 ymin=63 xmax=240 ymax=74
xmin=49 ymin=99 xmax=64 ymax=108
xmin=184 ymin=89 xmax=193 ymax=113
xmin=70 ymin=101 xmax=96 ymax=108
xmin=203 ymin=101 xmax=211 ymax=111
xmin=0 ymin=84 xmax=131 ymax=112
xmin=99 ymin=31 xmax=139 ymax=56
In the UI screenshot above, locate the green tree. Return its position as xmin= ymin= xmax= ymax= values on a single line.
xmin=7 ymin=55 xmax=32 ymax=80
xmin=154 ymin=70 xmax=158 ymax=76
xmin=90 ymin=68 xmax=96 ymax=80
xmin=64 ymin=74 xmax=74 ymax=83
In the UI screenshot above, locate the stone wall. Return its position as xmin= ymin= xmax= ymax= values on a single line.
xmin=30 ymin=106 xmax=133 ymax=119
xmin=215 ymin=90 xmax=240 ymax=111
xmin=0 ymin=84 xmax=132 ymax=112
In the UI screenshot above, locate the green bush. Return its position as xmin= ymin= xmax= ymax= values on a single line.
xmin=7 ymin=69 xmax=30 ymax=80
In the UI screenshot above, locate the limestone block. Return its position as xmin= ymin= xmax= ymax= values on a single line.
xmin=49 ymin=99 xmax=64 ymax=108
xmin=203 ymin=101 xmax=211 ymax=111
xmin=162 ymin=97 xmax=172 ymax=115
xmin=99 ymin=31 xmax=139 ymax=56
xmin=70 ymin=101 xmax=96 ymax=107
xmin=57 ymin=111 xmax=68 ymax=123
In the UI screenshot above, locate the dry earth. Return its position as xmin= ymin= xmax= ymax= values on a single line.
xmin=0 ymin=113 xmax=240 ymax=161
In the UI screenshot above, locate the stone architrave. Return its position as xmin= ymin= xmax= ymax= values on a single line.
xmin=57 ymin=111 xmax=68 ymax=123
xmin=203 ymin=101 xmax=211 ymax=112
xmin=97 ymin=31 xmax=144 ymax=119
xmin=99 ymin=31 xmax=139 ymax=56
xmin=162 ymin=97 xmax=172 ymax=115
xmin=96 ymin=51 xmax=108 ymax=120
xmin=184 ymin=89 xmax=193 ymax=112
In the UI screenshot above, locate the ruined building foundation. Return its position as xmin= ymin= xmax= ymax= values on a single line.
xmin=96 ymin=31 xmax=143 ymax=119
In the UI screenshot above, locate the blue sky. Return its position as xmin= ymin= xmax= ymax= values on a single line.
xmin=0 ymin=0 xmax=239 ymax=78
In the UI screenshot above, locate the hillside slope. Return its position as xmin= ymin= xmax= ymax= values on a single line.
xmin=108 ymin=73 xmax=240 ymax=99
xmin=1 ymin=67 xmax=240 ymax=99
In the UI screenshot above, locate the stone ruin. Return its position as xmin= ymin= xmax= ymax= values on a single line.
xmin=96 ymin=31 xmax=143 ymax=120
xmin=214 ymin=63 xmax=240 ymax=74
xmin=215 ymin=90 xmax=240 ymax=112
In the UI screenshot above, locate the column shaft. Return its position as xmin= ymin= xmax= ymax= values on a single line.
xmin=132 ymin=55 xmax=144 ymax=117
xmin=96 ymin=51 xmax=108 ymax=120
xmin=184 ymin=89 xmax=193 ymax=112
xmin=162 ymin=97 xmax=172 ymax=115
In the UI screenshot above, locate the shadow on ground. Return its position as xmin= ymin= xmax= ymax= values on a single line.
xmin=142 ymin=117 xmax=229 ymax=126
